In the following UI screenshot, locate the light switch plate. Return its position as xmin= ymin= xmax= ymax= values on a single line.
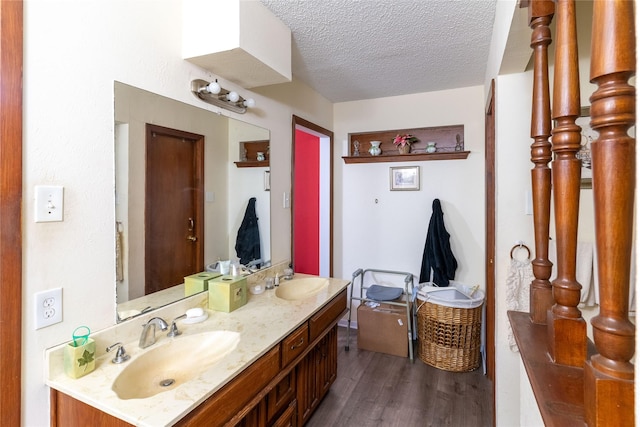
xmin=35 ymin=185 xmax=64 ymax=222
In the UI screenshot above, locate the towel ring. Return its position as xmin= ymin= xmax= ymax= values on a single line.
xmin=510 ymin=243 xmax=531 ymax=260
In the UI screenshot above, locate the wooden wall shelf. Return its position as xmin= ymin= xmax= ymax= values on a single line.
xmin=235 ymin=140 xmax=269 ymax=168
xmin=234 ymin=160 xmax=269 ymax=168
xmin=343 ymin=151 xmax=469 ymax=164
xmin=345 ymin=124 xmax=465 ymax=165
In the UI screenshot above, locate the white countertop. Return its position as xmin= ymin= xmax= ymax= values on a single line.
xmin=46 ymin=274 xmax=350 ymax=427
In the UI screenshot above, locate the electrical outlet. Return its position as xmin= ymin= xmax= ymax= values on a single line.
xmin=35 ymin=288 xmax=63 ymax=329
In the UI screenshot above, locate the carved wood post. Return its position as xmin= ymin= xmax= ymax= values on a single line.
xmin=528 ymin=0 xmax=555 ymax=325
xmin=584 ymin=1 xmax=636 ymax=425
xmin=546 ymin=0 xmax=586 ymax=367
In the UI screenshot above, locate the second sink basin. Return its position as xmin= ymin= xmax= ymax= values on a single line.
xmin=112 ymin=330 xmax=240 ymax=400
xmin=275 ymin=277 xmax=329 ymax=301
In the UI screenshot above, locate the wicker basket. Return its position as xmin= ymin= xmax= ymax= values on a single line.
xmin=416 ymin=298 xmax=483 ymax=372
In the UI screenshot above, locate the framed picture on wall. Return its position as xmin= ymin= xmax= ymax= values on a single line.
xmin=390 ymin=166 xmax=420 ymax=191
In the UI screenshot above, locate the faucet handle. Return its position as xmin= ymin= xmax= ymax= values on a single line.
xmin=106 ymin=342 xmax=130 ymax=364
xmin=167 ymin=314 xmax=187 ymax=338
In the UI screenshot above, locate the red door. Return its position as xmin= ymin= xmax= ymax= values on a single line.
xmin=294 ymin=129 xmax=320 ymax=275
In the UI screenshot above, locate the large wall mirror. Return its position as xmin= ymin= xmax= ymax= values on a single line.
xmin=114 ymin=82 xmax=271 ymax=321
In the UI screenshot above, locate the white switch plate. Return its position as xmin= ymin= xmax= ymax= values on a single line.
xmin=524 ymin=190 xmax=533 ymax=215
xmin=283 ymin=192 xmax=290 ymax=209
xmin=35 ymin=185 xmax=64 ymax=222
xmin=35 ymin=288 xmax=63 ymax=329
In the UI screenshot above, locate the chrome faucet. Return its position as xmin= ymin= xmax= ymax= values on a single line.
xmin=139 ymin=317 xmax=169 ymax=349
xmin=167 ymin=314 xmax=187 ymax=338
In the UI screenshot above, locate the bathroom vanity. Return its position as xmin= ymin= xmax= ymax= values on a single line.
xmin=47 ymin=274 xmax=349 ymax=427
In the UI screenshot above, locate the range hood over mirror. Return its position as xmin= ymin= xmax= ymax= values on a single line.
xmin=114 ymin=82 xmax=271 ymax=322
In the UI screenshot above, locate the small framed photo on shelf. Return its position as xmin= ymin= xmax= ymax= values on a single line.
xmin=390 ymin=166 xmax=420 ymax=191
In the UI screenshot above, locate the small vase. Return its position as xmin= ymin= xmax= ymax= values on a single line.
xmin=426 ymin=142 xmax=437 ymax=153
xmin=398 ymin=144 xmax=411 ymax=155
xmin=369 ymin=141 xmax=382 ymax=156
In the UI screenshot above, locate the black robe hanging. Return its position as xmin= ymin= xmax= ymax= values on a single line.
xmin=235 ymin=197 xmax=261 ymax=265
xmin=419 ymin=199 xmax=457 ymax=286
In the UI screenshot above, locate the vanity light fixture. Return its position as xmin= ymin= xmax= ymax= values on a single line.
xmin=190 ymin=79 xmax=256 ymax=114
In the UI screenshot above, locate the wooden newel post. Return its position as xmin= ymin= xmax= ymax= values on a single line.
xmin=546 ymin=0 xmax=587 ymax=367
xmin=584 ymin=1 xmax=636 ymax=425
xmin=528 ymin=0 xmax=555 ymax=325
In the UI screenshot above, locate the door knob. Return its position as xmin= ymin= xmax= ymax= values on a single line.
xmin=186 ymin=235 xmax=197 ymax=242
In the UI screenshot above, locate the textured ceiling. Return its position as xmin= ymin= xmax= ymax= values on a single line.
xmin=259 ymin=0 xmax=498 ymax=103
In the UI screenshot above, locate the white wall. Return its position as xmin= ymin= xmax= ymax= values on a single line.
xmin=494 ymin=71 xmax=536 ymax=426
xmin=228 ymin=120 xmax=271 ymax=265
xmin=334 ymin=86 xmax=486 ymax=309
xmin=23 ymin=1 xmax=332 ymax=426
xmin=484 ymin=0 xmax=519 ymax=96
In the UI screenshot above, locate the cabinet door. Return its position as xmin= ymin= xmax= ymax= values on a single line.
xmin=267 ymin=370 xmax=296 ymax=423
xmin=296 ymin=350 xmax=319 ymax=426
xmin=316 ymin=326 xmax=338 ymax=399
xmin=51 ymin=390 xmax=134 ymax=427
xmin=237 ymin=400 xmax=266 ymax=427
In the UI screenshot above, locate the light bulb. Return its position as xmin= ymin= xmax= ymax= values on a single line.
xmin=243 ymin=98 xmax=256 ymax=108
xmin=227 ymin=91 xmax=240 ymax=103
xmin=206 ymin=81 xmax=221 ymax=94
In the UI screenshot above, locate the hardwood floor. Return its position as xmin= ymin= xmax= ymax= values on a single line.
xmin=307 ymin=327 xmax=493 ymax=427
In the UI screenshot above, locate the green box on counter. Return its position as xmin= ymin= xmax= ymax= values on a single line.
xmin=208 ymin=275 xmax=247 ymax=312
xmin=185 ymin=271 xmax=221 ymax=297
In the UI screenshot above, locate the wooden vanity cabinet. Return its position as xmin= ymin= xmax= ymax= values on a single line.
xmin=176 ymin=345 xmax=281 ymax=426
xmin=296 ymin=326 xmax=338 ymax=426
xmin=50 ymin=390 xmax=134 ymax=427
xmin=50 ymin=289 xmax=347 ymax=427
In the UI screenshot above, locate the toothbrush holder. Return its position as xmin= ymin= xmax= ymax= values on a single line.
xmin=64 ymin=338 xmax=96 ymax=379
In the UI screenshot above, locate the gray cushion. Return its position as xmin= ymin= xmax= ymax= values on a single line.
xmin=366 ymin=284 xmax=403 ymax=301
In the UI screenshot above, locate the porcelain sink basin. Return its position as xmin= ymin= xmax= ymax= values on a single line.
xmin=112 ymin=330 xmax=240 ymax=400
xmin=275 ymin=277 xmax=329 ymax=301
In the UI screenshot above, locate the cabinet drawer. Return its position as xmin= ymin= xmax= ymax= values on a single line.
xmin=176 ymin=346 xmax=280 ymax=427
xmin=309 ymin=289 xmax=347 ymax=341
xmin=271 ymin=399 xmax=297 ymax=427
xmin=282 ymin=323 xmax=309 ymax=367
